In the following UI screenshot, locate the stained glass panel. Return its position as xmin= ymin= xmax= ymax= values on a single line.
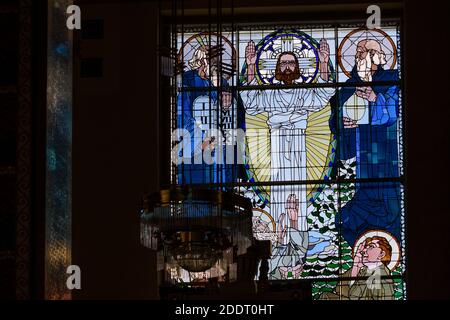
xmin=171 ymin=22 xmax=405 ymax=300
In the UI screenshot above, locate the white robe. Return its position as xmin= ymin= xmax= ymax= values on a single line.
xmin=242 ymin=79 xmax=334 ymax=235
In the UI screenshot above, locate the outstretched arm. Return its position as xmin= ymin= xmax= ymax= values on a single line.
xmin=245 ymin=40 xmax=257 ymax=84
xmin=318 ymin=38 xmax=330 ymax=82
xmin=241 ymin=40 xmax=272 ymax=116
xmin=292 ymin=39 xmax=334 ymax=112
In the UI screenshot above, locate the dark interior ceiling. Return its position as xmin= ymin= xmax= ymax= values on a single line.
xmin=76 ymin=0 xmax=403 ymax=16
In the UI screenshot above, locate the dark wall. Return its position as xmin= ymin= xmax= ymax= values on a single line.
xmin=0 ymin=0 xmax=37 ymax=300
xmin=73 ymin=2 xmax=160 ymax=299
xmin=403 ymin=0 xmax=450 ymax=299
xmin=0 ymin=1 xmax=19 ymax=300
xmin=70 ymin=0 xmax=450 ymax=300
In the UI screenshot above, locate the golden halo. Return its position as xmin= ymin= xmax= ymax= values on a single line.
xmin=352 ymin=230 xmax=401 ymax=271
xmin=337 ymin=28 xmax=397 ymax=78
xmin=252 ymin=207 xmax=276 ymax=232
xmin=177 ymin=32 xmax=237 ymax=72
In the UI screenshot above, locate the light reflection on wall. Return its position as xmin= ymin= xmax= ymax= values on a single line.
xmin=45 ymin=0 xmax=73 ymax=300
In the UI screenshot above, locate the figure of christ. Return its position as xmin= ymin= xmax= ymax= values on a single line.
xmin=242 ymin=39 xmax=335 ymax=279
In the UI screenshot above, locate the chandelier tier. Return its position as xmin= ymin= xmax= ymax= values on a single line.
xmin=140 ymin=188 xmax=254 ymax=278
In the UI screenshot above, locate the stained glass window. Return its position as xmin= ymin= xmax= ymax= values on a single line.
xmin=171 ymin=22 xmax=405 ymax=300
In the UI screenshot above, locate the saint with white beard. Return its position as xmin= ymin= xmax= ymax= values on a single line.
xmin=242 ymin=38 xmax=335 ymax=279
xmin=330 ymin=38 xmax=401 ymax=248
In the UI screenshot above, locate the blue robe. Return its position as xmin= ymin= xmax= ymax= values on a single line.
xmin=177 ymin=69 xmax=246 ymax=186
xmin=329 ymin=65 xmax=401 ymax=246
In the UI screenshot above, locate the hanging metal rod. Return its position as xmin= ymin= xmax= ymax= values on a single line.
xmin=166 ymin=176 xmax=405 ymax=189
xmin=176 ymin=80 xmax=402 ymax=92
